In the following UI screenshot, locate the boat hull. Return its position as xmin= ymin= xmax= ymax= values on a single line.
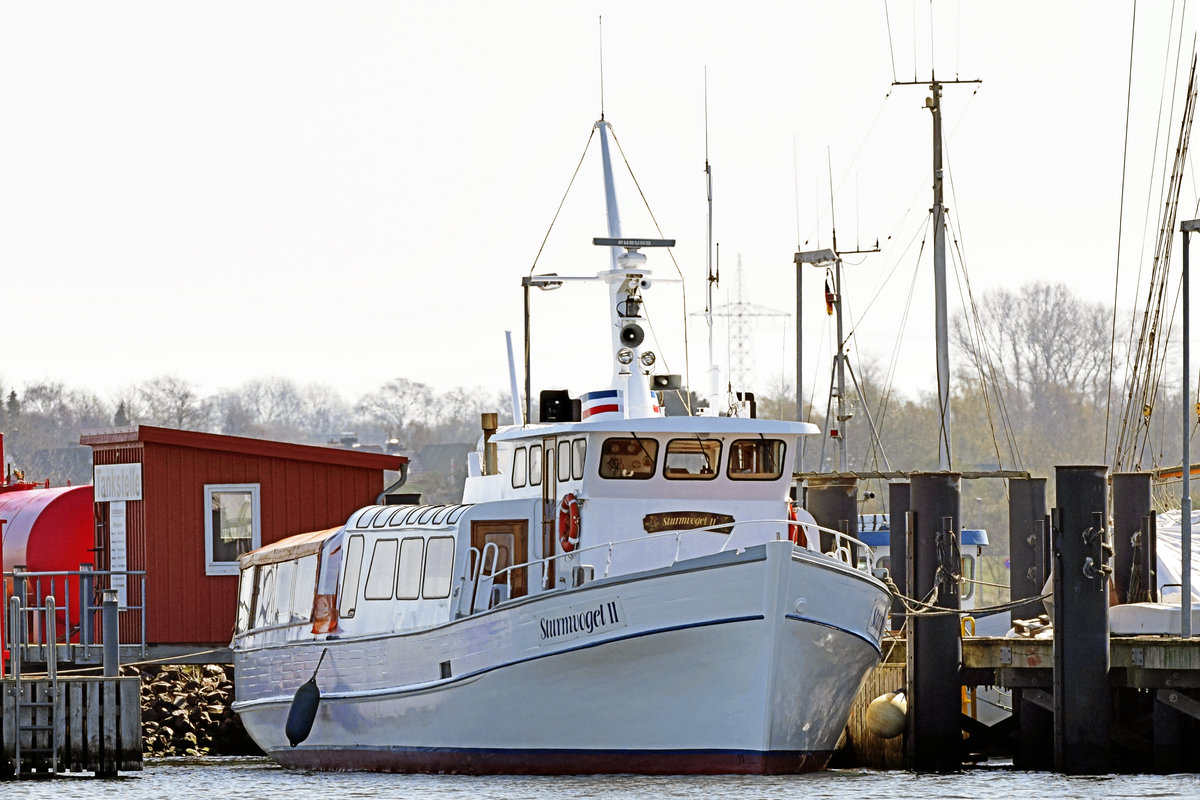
xmin=233 ymin=541 xmax=889 ymax=775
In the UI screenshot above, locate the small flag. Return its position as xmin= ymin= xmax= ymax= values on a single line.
xmin=824 ymin=277 xmax=835 ymax=315
xmin=581 ymin=389 xmax=623 ymax=419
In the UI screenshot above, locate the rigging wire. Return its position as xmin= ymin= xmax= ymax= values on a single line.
xmin=528 ymin=127 xmax=596 ymax=277
xmin=883 ymin=0 xmax=898 ymax=84
xmin=1116 ymin=41 xmax=1196 ymax=472
xmin=1105 ymin=1 xmax=1140 ymax=464
xmin=608 ymin=125 xmax=693 ymax=407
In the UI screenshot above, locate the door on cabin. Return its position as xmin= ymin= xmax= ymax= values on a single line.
xmin=470 ymin=519 xmax=529 ymax=600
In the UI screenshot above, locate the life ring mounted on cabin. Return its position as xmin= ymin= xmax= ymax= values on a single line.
xmin=558 ymin=493 xmax=581 ymax=552
xmin=788 ymin=501 xmax=808 ymax=548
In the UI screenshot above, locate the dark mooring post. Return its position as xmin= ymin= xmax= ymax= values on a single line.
xmin=1111 ymin=472 xmax=1154 ymax=603
xmin=1008 ymin=477 xmax=1048 ymax=625
xmin=1053 ymin=465 xmax=1112 ymax=775
xmin=806 ymin=475 xmax=858 ymax=557
xmin=888 ymin=481 xmax=911 ymax=629
xmin=906 ymin=471 xmax=962 ymax=772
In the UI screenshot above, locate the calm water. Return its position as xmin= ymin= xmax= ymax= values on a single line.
xmin=32 ymin=758 xmax=1200 ymax=800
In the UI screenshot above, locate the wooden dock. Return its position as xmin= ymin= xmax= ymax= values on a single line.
xmin=843 ymin=634 xmax=1200 ymax=771
xmin=1 ymin=676 xmax=142 ymax=778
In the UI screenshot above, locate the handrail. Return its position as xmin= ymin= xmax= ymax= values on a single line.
xmin=483 ymin=516 xmax=878 ymax=603
xmin=2 ymin=567 xmax=148 ymax=661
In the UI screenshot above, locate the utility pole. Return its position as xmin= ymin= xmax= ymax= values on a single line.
xmin=893 ymin=75 xmax=981 ymax=470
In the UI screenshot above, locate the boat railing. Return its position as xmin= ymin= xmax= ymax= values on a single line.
xmin=476 ymin=517 xmax=877 ymax=614
xmin=2 ymin=566 xmax=147 ymax=668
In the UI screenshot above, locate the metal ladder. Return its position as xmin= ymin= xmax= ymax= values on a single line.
xmin=8 ymin=595 xmax=60 ymax=776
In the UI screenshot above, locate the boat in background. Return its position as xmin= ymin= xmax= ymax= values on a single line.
xmin=230 ymin=115 xmax=891 ymax=775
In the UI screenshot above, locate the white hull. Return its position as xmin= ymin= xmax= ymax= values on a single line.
xmin=234 ymin=541 xmax=888 ymax=774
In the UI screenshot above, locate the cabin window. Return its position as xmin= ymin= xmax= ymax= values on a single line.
xmin=598 ymin=437 xmax=658 ymax=480
xmin=423 ymin=536 xmax=455 ymax=599
xmin=664 ymin=438 xmax=721 ymax=480
xmin=253 ymin=563 xmax=276 ymax=629
xmin=529 ymin=444 xmax=543 ymax=486
xmin=364 ymin=539 xmax=399 ymax=600
xmin=512 ymin=447 xmax=528 ymax=488
xmin=203 ymin=484 xmax=261 ymax=576
xmin=572 ymin=438 xmax=586 ymax=479
xmin=727 ymin=439 xmax=787 ymax=480
xmin=236 ymin=566 xmax=256 ymax=633
xmin=340 ymin=534 xmax=365 ymax=618
xmin=396 ymin=537 xmax=425 ymax=600
xmin=291 ymin=554 xmax=318 ymax=622
xmin=557 ymin=440 xmax=572 ymax=482
xmin=274 ymin=560 xmax=295 ymax=626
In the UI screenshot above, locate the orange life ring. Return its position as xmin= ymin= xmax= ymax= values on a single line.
xmin=788 ymin=501 xmax=808 ymax=548
xmin=558 ymin=493 xmax=581 ymax=552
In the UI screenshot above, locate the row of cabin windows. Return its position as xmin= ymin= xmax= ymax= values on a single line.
xmin=598 ymin=437 xmax=788 ymax=481
xmin=511 ymin=438 xmax=587 ymax=489
xmin=240 ymin=553 xmax=318 ymax=631
xmin=339 ymin=534 xmax=455 ymax=618
xmin=510 ymin=436 xmax=787 ymax=486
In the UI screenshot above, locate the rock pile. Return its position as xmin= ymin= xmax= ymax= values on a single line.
xmin=138 ymin=664 xmax=261 ymax=757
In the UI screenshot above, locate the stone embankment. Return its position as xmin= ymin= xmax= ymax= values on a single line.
xmin=138 ymin=665 xmax=261 ymax=757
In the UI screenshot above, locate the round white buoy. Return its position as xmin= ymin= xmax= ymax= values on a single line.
xmin=865 ymin=691 xmax=908 ymax=739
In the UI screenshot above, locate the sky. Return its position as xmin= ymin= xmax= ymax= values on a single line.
xmin=1 ymin=2 xmax=1196 ymax=417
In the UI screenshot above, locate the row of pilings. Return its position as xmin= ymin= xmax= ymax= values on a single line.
xmin=807 ymin=466 xmax=1195 ymax=774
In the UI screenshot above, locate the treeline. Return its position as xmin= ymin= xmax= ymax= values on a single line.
xmin=0 ymin=376 xmax=511 ymax=503
xmin=2 ymin=282 xmax=1182 ymax=537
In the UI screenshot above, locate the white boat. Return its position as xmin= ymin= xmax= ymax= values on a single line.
xmin=230 ymin=117 xmax=891 ymax=775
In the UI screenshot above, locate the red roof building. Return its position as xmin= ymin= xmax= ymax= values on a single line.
xmin=80 ymin=426 xmax=405 ymax=656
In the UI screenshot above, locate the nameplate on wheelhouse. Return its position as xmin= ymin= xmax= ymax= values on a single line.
xmin=643 ymin=511 xmax=734 ymax=534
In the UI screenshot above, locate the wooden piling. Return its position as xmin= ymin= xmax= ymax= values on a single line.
xmin=1053 ymin=465 xmax=1112 ymax=775
xmin=1008 ymin=477 xmax=1048 ymax=624
xmin=906 ymin=471 xmax=962 ymax=772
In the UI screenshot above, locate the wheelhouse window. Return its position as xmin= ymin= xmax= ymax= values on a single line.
xmin=727 ymin=439 xmax=787 ymax=480
xmin=571 ymin=438 xmax=586 ymax=479
xmin=557 ymin=440 xmax=572 ymax=482
xmin=664 ymin=438 xmax=721 ymax=480
xmin=204 ymin=484 xmax=261 ymax=576
xmin=512 ymin=447 xmax=528 ymax=489
xmin=423 ymin=536 xmax=455 ymax=599
xmin=598 ymin=437 xmax=658 ymax=480
xmin=363 ymin=539 xmax=399 ymax=600
xmin=396 ymin=537 xmax=424 ymax=600
xmin=529 ymin=444 xmax=543 ymax=486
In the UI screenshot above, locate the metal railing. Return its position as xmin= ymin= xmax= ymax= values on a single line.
xmin=461 ymin=517 xmax=877 ymax=615
xmin=2 ymin=566 xmax=147 ymax=668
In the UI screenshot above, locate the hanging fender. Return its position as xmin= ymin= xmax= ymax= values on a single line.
xmin=788 ymin=501 xmax=808 ymax=548
xmin=558 ymin=493 xmax=581 ymax=552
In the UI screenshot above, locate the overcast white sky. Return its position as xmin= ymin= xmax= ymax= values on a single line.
xmin=1 ymin=2 xmax=1195 ymax=415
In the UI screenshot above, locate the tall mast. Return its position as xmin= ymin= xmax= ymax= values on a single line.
xmin=929 ymin=81 xmax=952 ymax=470
xmin=894 ymin=74 xmax=980 ymax=470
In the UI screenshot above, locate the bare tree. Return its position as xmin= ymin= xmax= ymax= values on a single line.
xmin=137 ymin=375 xmax=214 ymax=430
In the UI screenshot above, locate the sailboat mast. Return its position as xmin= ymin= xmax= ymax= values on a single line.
xmin=929 ymin=81 xmax=952 ymax=471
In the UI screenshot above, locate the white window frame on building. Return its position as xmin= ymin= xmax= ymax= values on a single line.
xmin=204 ymin=483 xmax=262 ymax=576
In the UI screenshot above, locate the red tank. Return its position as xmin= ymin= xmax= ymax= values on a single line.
xmin=1 ymin=483 xmax=95 ymax=575
xmin=1 ymin=482 xmax=95 ymax=668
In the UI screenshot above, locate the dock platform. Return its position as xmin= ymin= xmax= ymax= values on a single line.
xmin=843 ymin=634 xmax=1200 ymax=772
xmin=1 ymin=675 xmax=142 ymax=778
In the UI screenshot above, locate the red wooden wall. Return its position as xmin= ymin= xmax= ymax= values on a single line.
xmin=83 ymin=426 xmax=404 ymax=646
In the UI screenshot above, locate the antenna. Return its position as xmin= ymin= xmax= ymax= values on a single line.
xmin=598 ymin=16 xmax=606 ymax=120
xmin=704 ymin=67 xmax=719 ymax=407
